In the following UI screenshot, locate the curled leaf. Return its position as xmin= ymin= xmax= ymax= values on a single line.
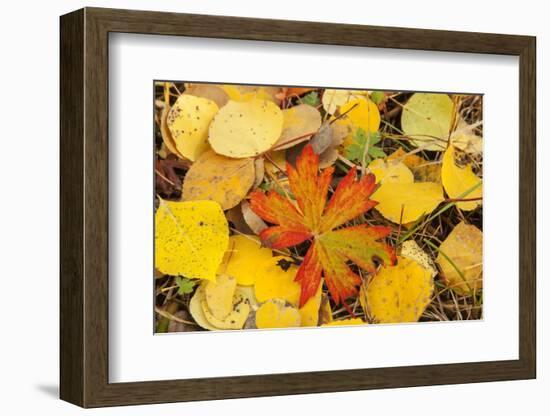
xmin=204 ymin=274 xmax=237 ymax=320
xmin=400 ymin=240 xmax=438 ymax=277
xmin=201 ymin=286 xmax=251 ymax=329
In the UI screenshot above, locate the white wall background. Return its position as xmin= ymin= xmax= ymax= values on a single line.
xmin=0 ymin=0 xmax=546 ymax=414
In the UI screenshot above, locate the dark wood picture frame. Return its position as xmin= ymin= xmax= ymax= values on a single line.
xmin=60 ymin=7 xmax=536 ymax=408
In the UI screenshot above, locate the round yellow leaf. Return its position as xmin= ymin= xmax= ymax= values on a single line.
xmin=256 ymin=299 xmax=301 ymax=329
xmin=366 ymin=257 xmax=434 ymax=323
xmin=189 ymin=284 xmax=219 ymax=330
xmin=322 ymin=89 xmax=369 ymax=115
xmin=336 ymin=98 xmax=381 ymax=136
xmin=401 ymin=93 xmax=454 ymax=151
xmin=218 ymin=235 xmax=274 ymax=286
xmin=167 ymin=94 xmax=219 ymax=161
xmin=321 ymin=318 xmax=365 ymax=327
xmin=436 ymin=221 xmax=483 ymax=294
xmin=181 ymin=150 xmax=255 ymax=210
xmin=155 ymin=200 xmax=228 ymax=281
xmin=373 ymin=182 xmax=444 ymax=223
xmin=209 ymin=99 xmax=284 ymax=158
xmin=254 ymin=256 xmax=300 ymax=305
xmin=204 ymin=274 xmax=237 ymax=320
xmin=201 ymin=286 xmax=251 ymax=329
xmin=368 ymin=158 xmax=414 ymax=184
xmin=441 ymin=145 xmax=482 ymax=211
xmin=273 ymin=104 xmax=322 ymax=150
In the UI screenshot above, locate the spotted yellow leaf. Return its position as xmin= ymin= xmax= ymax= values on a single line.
xmin=181 ymin=150 xmax=255 ymax=210
xmin=364 ymin=257 xmax=434 ymax=323
xmin=167 ymin=94 xmax=219 ymax=161
xmin=209 ymin=99 xmax=284 ymax=158
xmin=155 ymin=199 xmax=228 ymax=281
xmin=436 ymin=221 xmax=483 ymax=294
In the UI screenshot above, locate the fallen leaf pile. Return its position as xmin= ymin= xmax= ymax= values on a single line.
xmin=154 ymin=83 xmax=484 ymax=332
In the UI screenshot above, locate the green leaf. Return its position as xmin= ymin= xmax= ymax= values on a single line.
xmin=302 ymin=91 xmax=320 ymax=107
xmin=175 ymin=276 xmax=197 ymax=295
xmin=368 ymin=147 xmax=386 ymax=159
xmin=370 ymin=91 xmax=385 ymax=105
xmin=344 ymin=128 xmax=383 ymax=163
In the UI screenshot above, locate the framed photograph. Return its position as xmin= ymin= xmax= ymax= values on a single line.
xmin=60 ymin=7 xmax=536 ymax=408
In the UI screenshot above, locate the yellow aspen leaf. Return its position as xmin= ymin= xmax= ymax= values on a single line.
xmin=204 ymin=274 xmax=237 ymax=320
xmin=160 ymin=103 xmax=184 ymax=158
xmin=365 ymin=257 xmax=434 ymax=323
xmin=201 ymin=286 xmax=251 ymax=329
xmin=401 ymin=93 xmax=454 ymax=151
xmin=387 ymin=147 xmax=441 ymax=183
xmin=373 ymin=182 xmax=444 ymax=224
xmin=181 ymin=150 xmax=255 ymax=210
xmin=336 ymin=98 xmax=381 ymax=145
xmin=155 ymin=199 xmax=228 ymax=281
xmin=218 ymin=235 xmax=274 ymax=286
xmin=368 ymin=158 xmax=414 ymax=184
xmin=256 ymin=299 xmax=301 ymax=329
xmin=254 ymin=256 xmax=300 ymax=305
xmin=167 ymin=94 xmax=219 ymax=161
xmin=273 ymin=104 xmax=322 ymax=150
xmin=209 ymin=99 xmax=284 ymax=158
xmin=436 ymin=222 xmax=483 ymax=294
xmin=298 ymin=283 xmax=323 ymax=327
xmin=400 ymin=240 xmax=438 ymax=277
xmin=441 ymin=145 xmax=482 ymax=211
xmin=322 ymin=89 xmax=369 ymax=115
xmin=189 ymin=284 xmax=219 ymax=330
xmin=184 ymin=83 xmax=229 ymax=108
xmin=221 ymin=85 xmax=281 ymax=104
xmin=321 ymin=318 xmax=365 ymax=327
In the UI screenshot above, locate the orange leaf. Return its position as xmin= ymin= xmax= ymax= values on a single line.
xmin=250 ymin=145 xmax=395 ymax=306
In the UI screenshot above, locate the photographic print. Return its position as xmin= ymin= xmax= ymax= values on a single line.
xmin=154 ymin=83 xmax=483 ymax=333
